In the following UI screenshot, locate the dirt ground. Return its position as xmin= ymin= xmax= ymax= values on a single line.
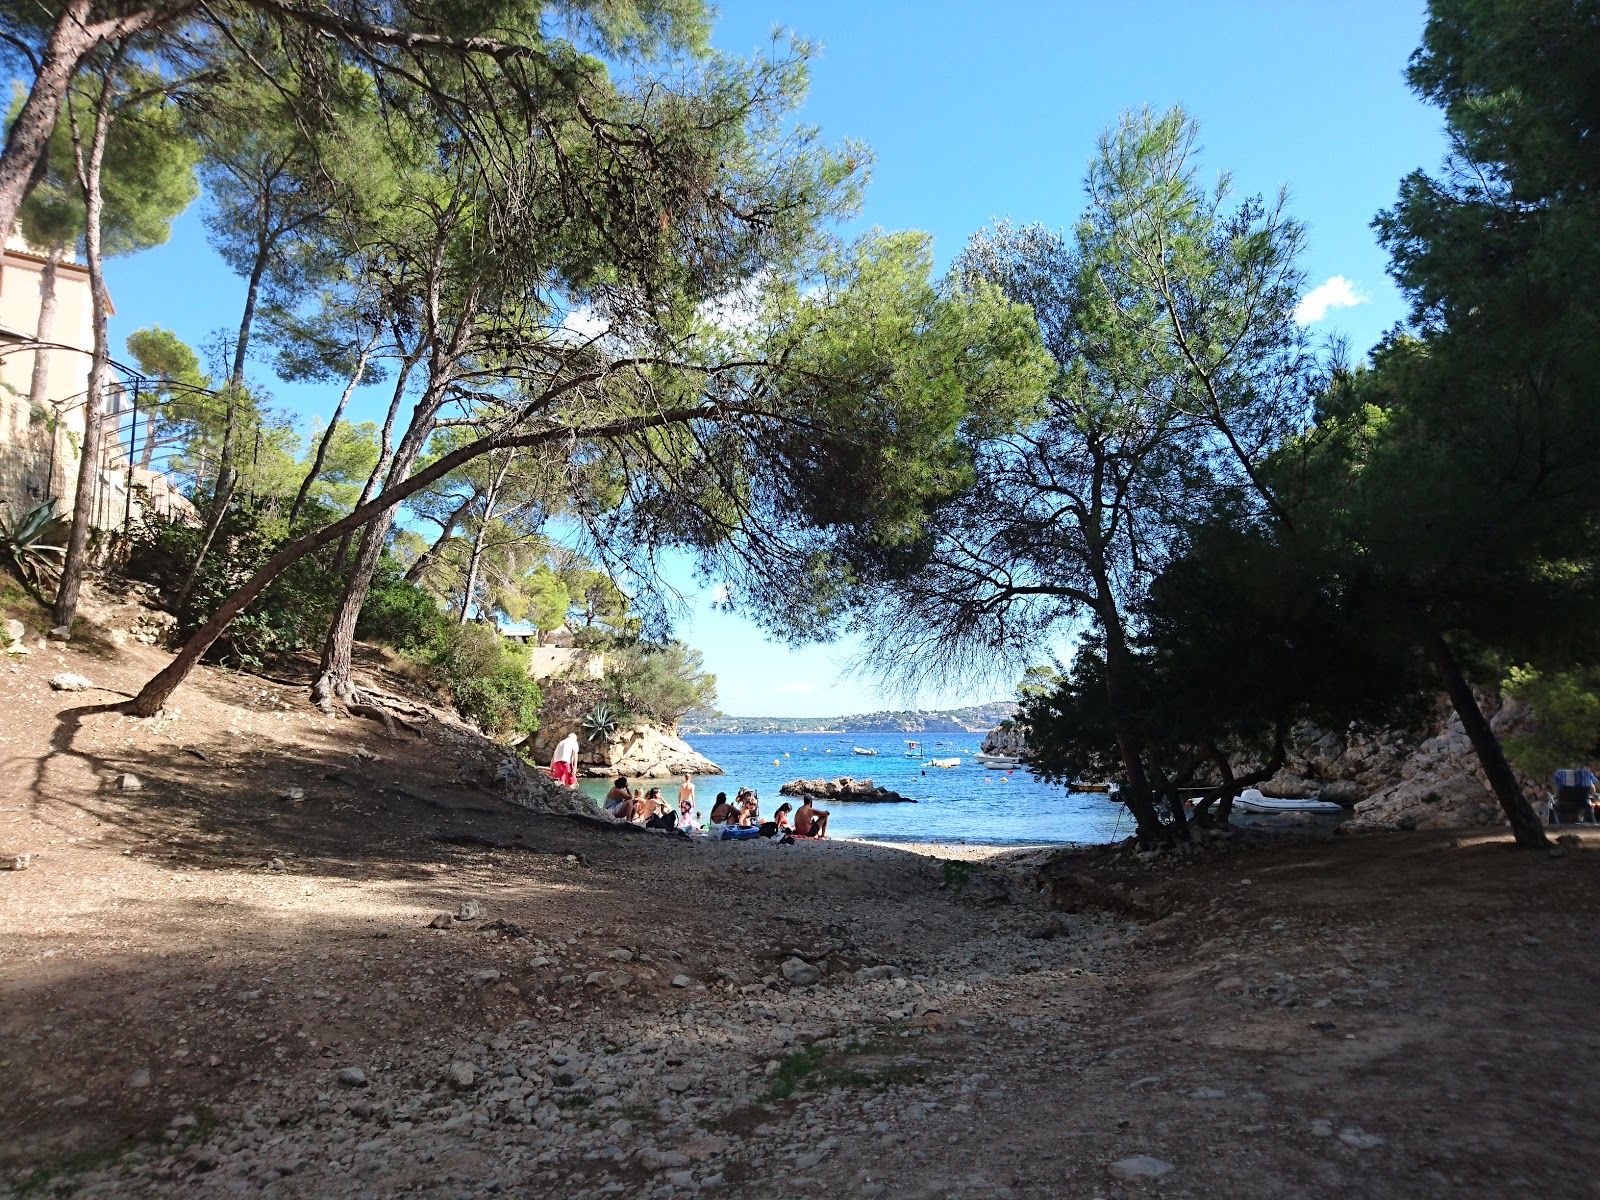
xmin=2 ymin=587 xmax=1599 ymax=1200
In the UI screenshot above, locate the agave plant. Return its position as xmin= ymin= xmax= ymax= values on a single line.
xmin=581 ymin=700 xmax=619 ymax=743
xmin=0 ymin=498 xmax=64 ymax=597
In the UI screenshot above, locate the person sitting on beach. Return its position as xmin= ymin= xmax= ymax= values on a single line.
xmin=793 ymin=796 xmax=829 ymax=839
xmin=603 ymin=777 xmax=633 ymax=821
xmin=758 ymin=802 xmax=793 ymax=838
xmin=709 ymin=792 xmax=738 ymax=825
xmin=738 ymin=790 xmax=760 ymax=827
xmin=643 ymin=788 xmax=680 ymax=832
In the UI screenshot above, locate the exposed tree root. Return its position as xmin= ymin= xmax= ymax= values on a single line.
xmin=311 ymin=669 xmax=426 ymax=737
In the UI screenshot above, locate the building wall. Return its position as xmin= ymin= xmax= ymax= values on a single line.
xmin=526 ymin=647 xmax=604 ymax=681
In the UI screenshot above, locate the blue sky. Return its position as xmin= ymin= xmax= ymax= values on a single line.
xmin=92 ymin=0 xmax=1446 ymax=718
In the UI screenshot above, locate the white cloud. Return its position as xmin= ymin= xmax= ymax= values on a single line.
xmin=775 ymin=681 xmax=813 ymax=695
xmin=1294 ymin=276 xmax=1367 ymax=325
xmin=698 ymin=269 xmax=769 ymax=334
xmin=561 ymin=306 xmax=609 ymax=340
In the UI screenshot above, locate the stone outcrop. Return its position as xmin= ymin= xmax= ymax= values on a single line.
xmin=980 ymin=721 xmax=1029 ymax=758
xmin=1253 ymin=696 xmax=1536 ymax=833
xmin=589 ymin=722 xmax=721 ymax=780
xmin=529 ymin=681 xmax=721 ymax=780
xmin=779 ymin=777 xmax=914 ymax=803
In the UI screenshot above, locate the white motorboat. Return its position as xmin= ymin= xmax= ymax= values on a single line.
xmin=852 ymin=746 xmax=878 ymax=757
xmin=1233 ymin=788 xmax=1344 ymax=815
xmin=904 ymin=740 xmax=923 ymax=758
xmin=930 ymin=756 xmax=961 ymax=769
xmin=973 ymin=753 xmax=1021 ymax=768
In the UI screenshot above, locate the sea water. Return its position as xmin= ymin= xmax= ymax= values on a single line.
xmin=576 ymin=730 xmax=1128 ymax=846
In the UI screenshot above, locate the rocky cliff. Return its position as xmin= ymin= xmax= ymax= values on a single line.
xmin=528 ymin=681 xmax=721 ymax=780
xmin=980 ymin=693 xmax=1536 ymax=833
xmin=981 ymin=721 xmax=1029 ymax=758
xmin=1260 ymin=697 xmax=1536 ymax=832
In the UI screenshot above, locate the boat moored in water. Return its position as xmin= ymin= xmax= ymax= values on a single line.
xmin=973 ymin=752 xmax=1021 ymax=768
xmin=1232 ymin=788 xmax=1344 ymax=815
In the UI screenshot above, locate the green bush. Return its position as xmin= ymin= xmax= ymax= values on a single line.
xmin=357 ymin=565 xmax=448 ymax=652
xmin=413 ymin=622 xmax=543 ymax=738
xmin=602 ymin=638 xmax=716 ymax=725
xmin=125 ymin=503 xmax=345 ymax=668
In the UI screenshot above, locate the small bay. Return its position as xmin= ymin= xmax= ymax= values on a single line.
xmin=578 ymin=729 xmax=1126 ymax=846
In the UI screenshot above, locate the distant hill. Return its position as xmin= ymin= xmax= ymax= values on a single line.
xmin=680 ymin=700 xmax=1017 ymax=736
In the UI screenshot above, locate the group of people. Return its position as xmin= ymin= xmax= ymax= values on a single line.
xmin=600 ymin=774 xmax=831 ymax=840
xmin=601 ymin=774 xmax=697 ymax=831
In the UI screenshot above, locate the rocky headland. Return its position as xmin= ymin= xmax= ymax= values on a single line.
xmin=529 ymin=681 xmax=721 ymax=780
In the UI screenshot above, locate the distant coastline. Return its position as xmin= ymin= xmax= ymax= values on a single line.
xmin=680 ymin=700 xmax=1016 ymax=737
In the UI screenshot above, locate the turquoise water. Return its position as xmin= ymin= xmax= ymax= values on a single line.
xmin=576 ymin=730 xmax=1129 ymax=846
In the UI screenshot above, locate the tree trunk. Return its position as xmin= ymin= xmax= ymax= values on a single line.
xmin=26 ymin=243 xmax=63 ymax=412
xmin=51 ymin=62 xmax=117 ymax=631
xmin=127 ymin=401 xmax=719 ymax=716
xmin=334 ymin=350 xmax=416 ymax=570
xmin=457 ymin=452 xmax=512 ymax=624
xmin=403 ymin=486 xmax=479 ymax=584
xmin=313 ymin=377 xmax=452 ymax=708
xmin=287 ymin=328 xmax=378 ymax=526
xmin=28 ymin=242 xmax=64 ymax=494
xmin=170 ymin=473 xmax=237 ymax=616
xmin=0 ymin=0 xmax=96 ymax=243
xmin=1425 ymin=630 xmax=1549 ymax=849
xmin=138 ymin=411 xmax=159 ymax=469
xmin=1097 ymin=608 xmax=1166 ymax=844
xmin=211 ymin=240 xmax=269 ymax=504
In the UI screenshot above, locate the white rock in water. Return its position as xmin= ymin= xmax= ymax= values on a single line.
xmin=782 ymin=957 xmax=821 ymax=986
xmin=50 ymin=673 xmax=93 ymax=692
xmin=1108 ymin=1156 xmax=1174 ymax=1181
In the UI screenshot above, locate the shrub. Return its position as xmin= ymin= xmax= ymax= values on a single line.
xmin=602 ymin=639 xmax=716 ymax=725
xmin=357 ymin=565 xmax=448 ymax=652
xmin=125 ymin=503 xmax=344 ymax=668
xmin=412 ymin=622 xmax=543 ymax=738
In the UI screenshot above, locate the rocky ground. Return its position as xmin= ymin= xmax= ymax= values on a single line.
xmin=3 ymin=588 xmax=1599 ymax=1200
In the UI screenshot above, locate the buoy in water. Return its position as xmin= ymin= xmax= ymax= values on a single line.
xmin=773 ymin=759 xmax=780 ymax=766
xmin=784 ymin=752 xmax=790 ymax=758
